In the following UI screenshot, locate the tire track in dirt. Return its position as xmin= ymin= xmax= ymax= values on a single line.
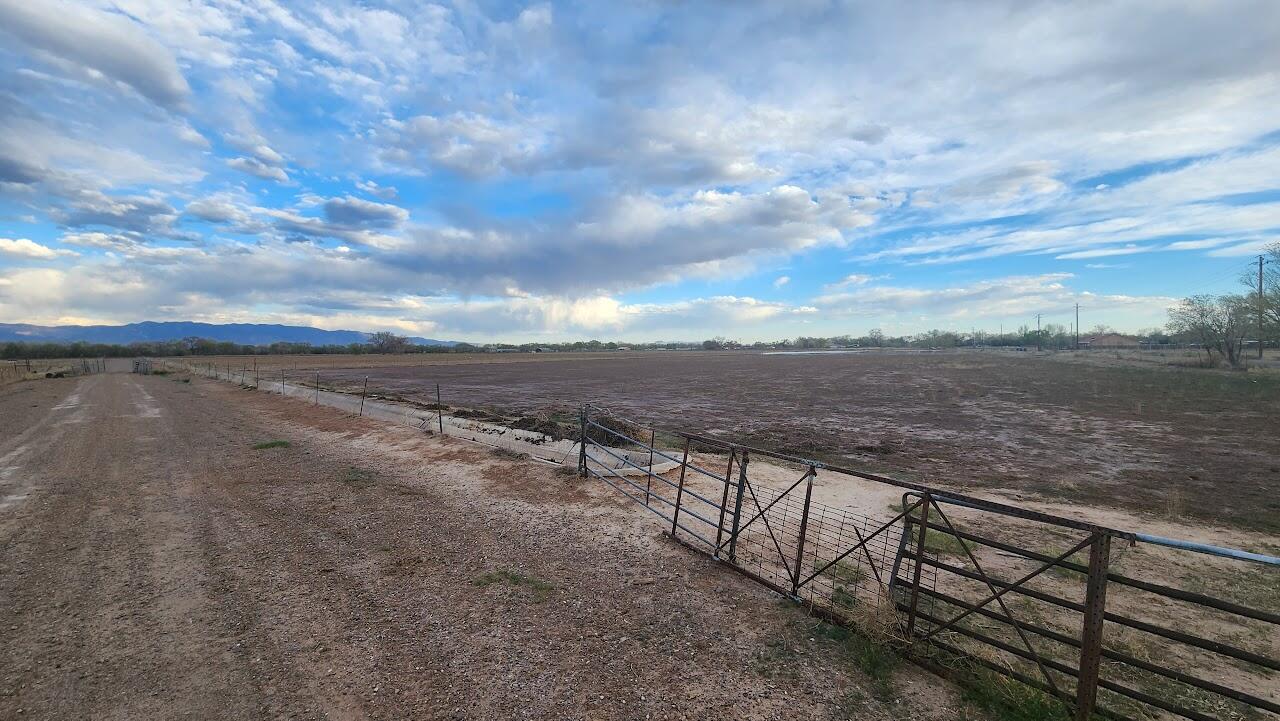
xmin=2 ymin=373 xmax=980 ymax=720
xmin=185 ymin=378 xmax=974 ymax=721
xmin=0 ymin=375 xmax=273 ymax=719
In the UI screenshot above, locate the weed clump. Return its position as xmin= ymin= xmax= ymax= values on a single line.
xmin=809 ymin=619 xmax=900 ymax=701
xmin=252 ymin=440 xmax=291 ymax=450
xmin=959 ymin=670 xmax=1068 ymax=721
xmin=473 ymin=569 xmax=555 ymax=602
xmin=341 ymin=467 xmax=376 ymax=487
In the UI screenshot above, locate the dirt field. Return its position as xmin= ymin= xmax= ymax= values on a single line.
xmin=188 ymin=350 xmax=1280 ymax=534
xmin=0 ymin=372 xmax=988 ymax=720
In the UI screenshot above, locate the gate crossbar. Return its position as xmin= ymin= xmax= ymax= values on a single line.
xmin=577 ymin=405 xmax=1280 ymax=721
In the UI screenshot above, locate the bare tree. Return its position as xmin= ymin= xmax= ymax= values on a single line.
xmin=367 ymin=331 xmax=410 ymax=354
xmin=1243 ymin=241 xmax=1280 ymax=348
xmin=1167 ymin=294 xmax=1252 ymax=368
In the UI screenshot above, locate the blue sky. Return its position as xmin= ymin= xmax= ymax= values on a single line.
xmin=0 ymin=0 xmax=1277 ymax=342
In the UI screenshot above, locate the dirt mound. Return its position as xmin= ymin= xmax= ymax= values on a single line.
xmin=509 ymin=415 xmax=575 ymax=441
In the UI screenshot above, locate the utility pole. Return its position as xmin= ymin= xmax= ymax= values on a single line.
xmin=1075 ymin=303 xmax=1080 ymax=350
xmin=1260 ymin=255 xmax=1268 ymax=360
xmin=1036 ymin=313 xmax=1042 ymax=352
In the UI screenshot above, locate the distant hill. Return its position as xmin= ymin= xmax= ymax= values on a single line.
xmin=0 ymin=321 xmax=455 ymax=347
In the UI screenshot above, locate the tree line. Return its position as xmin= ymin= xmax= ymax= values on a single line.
xmin=4 ymin=241 xmax=1275 ymax=364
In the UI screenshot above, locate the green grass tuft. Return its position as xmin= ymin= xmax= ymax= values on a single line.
xmin=473 ymin=568 xmax=555 ymax=602
xmin=252 ymin=440 xmax=291 ymax=450
xmin=920 ymin=527 xmax=970 ymax=557
xmin=959 ymin=670 xmax=1069 ymax=721
xmin=341 ymin=467 xmax=376 ymax=487
xmin=808 ymin=620 xmax=899 ymax=701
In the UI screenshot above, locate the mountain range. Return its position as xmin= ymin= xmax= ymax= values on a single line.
xmin=0 ymin=321 xmax=454 ymax=347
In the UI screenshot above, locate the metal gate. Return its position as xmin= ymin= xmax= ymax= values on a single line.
xmin=577 ymin=404 xmax=1280 ymax=721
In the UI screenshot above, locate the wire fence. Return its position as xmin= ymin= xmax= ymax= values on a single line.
xmin=2 ymin=358 xmax=106 ymax=384
xmin=128 ymin=366 xmax=1279 ymax=720
xmin=578 ymin=404 xmax=1280 ymax=721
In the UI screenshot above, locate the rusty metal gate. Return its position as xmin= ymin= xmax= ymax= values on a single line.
xmin=577 ymin=404 xmax=1280 ymax=721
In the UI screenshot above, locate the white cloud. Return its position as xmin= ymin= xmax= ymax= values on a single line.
xmin=59 ymin=231 xmax=145 ymax=252
xmin=1055 ymin=244 xmax=1148 ymax=260
xmin=50 ymin=191 xmax=185 ymax=237
xmin=391 ymin=185 xmax=869 ymax=296
xmin=379 ymin=112 xmax=542 ymax=178
xmin=2 ymin=1 xmax=1277 ymax=337
xmin=825 ymin=273 xmax=881 ymax=289
xmin=355 ymin=179 xmax=398 ymax=199
xmin=814 ymin=273 xmax=1176 ymax=328
xmin=0 ymin=0 xmax=190 ymax=109
xmin=322 ymin=196 xmax=407 ymax=229
xmin=773 ymin=275 xmax=790 ymax=288
xmin=227 ymin=157 xmax=288 ymax=182
xmin=0 ymin=237 xmax=76 ymax=259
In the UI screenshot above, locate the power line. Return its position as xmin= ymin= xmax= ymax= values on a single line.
xmin=1180 ymin=262 xmax=1253 ymax=298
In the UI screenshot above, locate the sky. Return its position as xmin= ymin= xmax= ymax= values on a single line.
xmin=0 ymin=0 xmax=1277 ymax=343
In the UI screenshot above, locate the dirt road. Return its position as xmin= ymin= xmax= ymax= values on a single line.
xmin=0 ymin=373 xmax=973 ymax=720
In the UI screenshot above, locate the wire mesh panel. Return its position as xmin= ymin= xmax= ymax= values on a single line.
xmin=575 ymin=404 xmax=1280 ymax=721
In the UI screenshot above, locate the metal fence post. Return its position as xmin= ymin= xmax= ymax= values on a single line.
xmin=671 ymin=437 xmax=691 ymax=536
xmin=644 ymin=427 xmax=656 ymax=506
xmin=727 ymin=450 xmax=750 ymax=562
xmin=905 ymin=492 xmax=932 ymax=638
xmin=1075 ymin=532 xmax=1111 ymax=721
xmin=314 ymin=372 xmax=319 ymax=405
xmin=577 ymin=406 xmax=588 ymax=477
xmin=791 ymin=466 xmax=816 ymax=595
xmin=436 ymin=383 xmax=444 ymax=434
xmin=714 ymin=450 xmax=736 ymax=556
xmin=359 ymin=376 xmax=368 ymax=416
xmin=887 ymin=493 xmax=915 ymax=602
xmin=280 ymin=369 xmax=285 ymax=395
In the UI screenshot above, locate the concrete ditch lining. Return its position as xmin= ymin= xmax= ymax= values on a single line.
xmin=190 ymin=368 xmax=677 ymax=477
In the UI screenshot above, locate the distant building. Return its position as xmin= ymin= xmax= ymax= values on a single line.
xmin=1083 ymin=333 xmax=1140 ymax=348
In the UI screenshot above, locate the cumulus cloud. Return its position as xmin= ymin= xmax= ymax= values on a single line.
xmin=49 ymin=191 xmax=184 ymax=237
xmin=59 ymin=231 xmax=146 ymax=252
xmin=184 ymin=198 xmax=246 ymax=225
xmin=0 ymin=0 xmax=190 ymax=109
xmin=322 ymin=196 xmax=408 ymax=229
xmin=248 ymin=195 xmax=411 ymax=248
xmin=0 ymin=237 xmax=76 ymax=259
xmin=355 ymin=179 xmax=398 ymax=199
xmin=379 ymin=112 xmax=540 ymax=178
xmin=0 ymin=155 xmax=43 ymax=186
xmin=1 ymin=0 xmax=1276 ymax=337
xmin=391 ymin=185 xmax=870 ymax=296
xmin=227 ymin=157 xmax=288 ymax=182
